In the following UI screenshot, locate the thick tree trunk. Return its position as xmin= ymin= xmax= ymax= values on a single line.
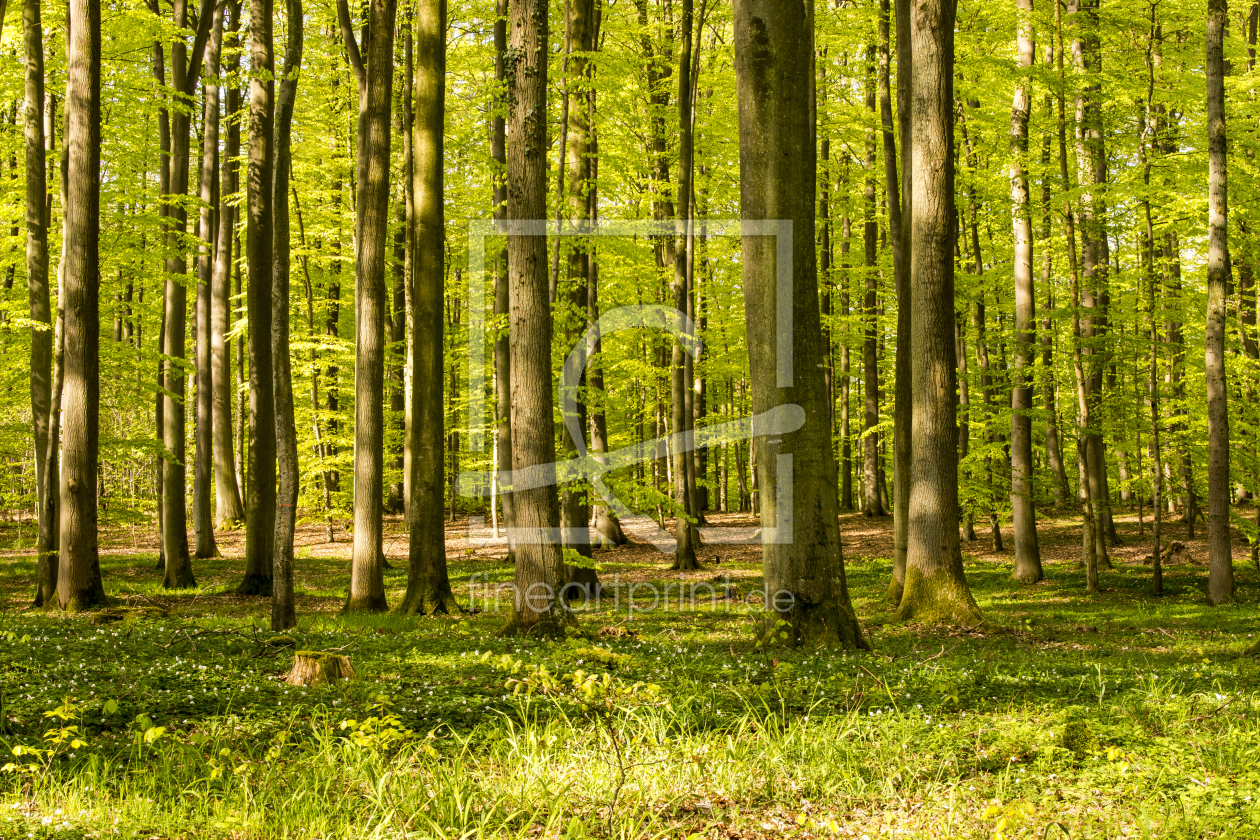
xmin=192 ymin=0 xmax=224 ymax=562
xmin=270 ymin=0 xmax=303 ymax=631
xmin=339 ymin=0 xmax=396 ymax=613
xmin=895 ymin=0 xmax=981 ymax=625
xmin=212 ymin=0 xmax=246 ymax=528
xmin=58 ymin=0 xmax=106 ymax=612
xmin=1009 ymin=0 xmax=1043 ymax=583
xmin=1205 ymin=0 xmax=1233 ymax=605
xmin=239 ymin=0 xmax=276 ymax=596
xmin=398 ymin=0 xmax=457 ymax=616
xmin=503 ymin=0 xmax=569 ymax=635
xmin=732 ymin=0 xmax=866 ymax=649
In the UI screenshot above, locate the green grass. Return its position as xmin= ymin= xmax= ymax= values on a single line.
xmin=0 ymin=511 xmax=1258 ymax=839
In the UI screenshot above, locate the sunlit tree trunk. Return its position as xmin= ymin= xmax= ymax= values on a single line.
xmin=58 ymin=0 xmax=106 ymax=612
xmin=895 ymin=0 xmax=981 ymax=625
xmin=733 ymin=0 xmax=866 ymax=648
xmin=1205 ymin=0 xmax=1233 ymax=605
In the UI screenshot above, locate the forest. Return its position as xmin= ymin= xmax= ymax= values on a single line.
xmin=0 ymin=0 xmax=1259 ymax=836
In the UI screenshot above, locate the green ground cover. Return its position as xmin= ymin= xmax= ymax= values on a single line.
xmin=0 ymin=512 xmax=1257 ymax=839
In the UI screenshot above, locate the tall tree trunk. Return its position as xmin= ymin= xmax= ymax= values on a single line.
xmin=861 ymin=43 xmax=883 ymax=518
xmin=503 ymin=0 xmax=568 ymax=635
xmin=192 ymin=0 xmax=224 ymax=562
xmin=239 ymin=0 xmax=277 ymax=596
xmin=270 ymin=0 xmax=302 ymax=631
xmin=491 ymin=0 xmax=514 ymax=561
xmin=883 ymin=0 xmax=911 ymax=601
xmin=398 ymin=0 xmax=457 ymax=616
xmin=1039 ymin=71 xmax=1070 ymax=509
xmin=1009 ymin=0 xmax=1043 ymax=583
xmin=338 ymin=0 xmax=396 ymax=613
xmin=840 ymin=195 xmax=853 ymax=511
xmin=58 ymin=0 xmax=106 ymax=611
xmin=670 ymin=0 xmax=701 ymax=570
xmin=24 ymin=0 xmax=56 ymax=605
xmin=560 ymin=0 xmax=599 ymax=587
xmin=732 ymin=0 xmax=866 ymax=649
xmin=895 ymin=0 xmax=981 ymax=625
xmin=1205 ymin=0 xmax=1233 ymax=605
xmin=212 ymin=0 xmax=246 ymax=527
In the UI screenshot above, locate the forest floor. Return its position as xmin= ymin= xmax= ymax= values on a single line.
xmin=0 ymin=507 xmax=1257 ymax=839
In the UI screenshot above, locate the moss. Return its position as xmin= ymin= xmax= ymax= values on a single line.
xmin=760 ymin=596 xmax=869 ymax=651
xmin=1061 ymin=718 xmax=1100 ymax=760
xmin=893 ymin=565 xmax=984 ymax=626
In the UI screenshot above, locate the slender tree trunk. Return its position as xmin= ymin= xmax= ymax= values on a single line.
xmin=502 ymin=0 xmax=568 ymax=635
xmin=491 ymin=0 xmax=514 ymax=562
xmin=24 ymin=0 xmax=56 ymax=605
xmin=1205 ymin=0 xmax=1233 ymax=605
xmin=58 ymin=0 xmax=106 ymax=611
xmin=192 ymin=0 xmax=224 ymax=561
xmin=884 ymin=0 xmax=912 ymax=601
xmin=339 ymin=0 xmax=396 ymax=613
xmin=239 ymin=0 xmax=277 ymax=596
xmin=732 ymin=0 xmax=866 ymax=648
xmin=670 ymin=0 xmax=701 ymax=570
xmin=840 ymin=197 xmax=853 ymax=511
xmin=1009 ymin=0 xmax=1043 ymax=583
xmin=270 ymin=0 xmax=302 ymax=631
xmin=861 ymin=44 xmax=883 ymax=519
xmin=895 ymin=0 xmax=981 ymax=625
xmin=1039 ymin=77 xmax=1070 ymax=508
xmin=212 ymin=0 xmax=246 ymax=527
xmin=398 ymin=0 xmax=457 ymax=616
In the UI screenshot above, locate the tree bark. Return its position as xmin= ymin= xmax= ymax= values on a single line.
xmin=1205 ymin=0 xmax=1233 ymax=605
xmin=339 ymin=0 xmax=396 ymax=613
xmin=502 ymin=0 xmax=570 ymax=635
xmin=398 ymin=0 xmax=457 ymax=616
xmin=861 ymin=42 xmax=883 ymax=519
xmin=270 ymin=0 xmax=303 ymax=631
xmin=1009 ymin=0 xmax=1043 ymax=583
xmin=239 ymin=0 xmax=276 ymax=596
xmin=732 ymin=0 xmax=867 ymax=648
xmin=192 ymin=0 xmax=224 ymax=562
xmin=212 ymin=0 xmax=246 ymax=528
xmin=58 ymin=0 xmax=106 ymax=612
xmin=491 ymin=0 xmax=514 ymax=561
xmin=24 ymin=0 xmax=56 ymax=606
xmin=895 ymin=0 xmax=981 ymax=625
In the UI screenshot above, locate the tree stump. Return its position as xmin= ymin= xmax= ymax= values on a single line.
xmin=286 ymin=651 xmax=357 ymax=687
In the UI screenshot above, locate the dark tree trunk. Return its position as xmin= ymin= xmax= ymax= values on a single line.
xmin=239 ymin=0 xmax=276 ymax=596
xmin=192 ymin=0 xmax=224 ymax=562
xmin=861 ymin=43 xmax=883 ymax=518
xmin=338 ymin=0 xmax=396 ymax=613
xmin=58 ymin=0 xmax=106 ymax=612
xmin=895 ymin=0 xmax=982 ymax=625
xmin=270 ymin=0 xmax=303 ymax=631
xmin=1205 ymin=0 xmax=1233 ymax=605
xmin=398 ymin=0 xmax=457 ymax=616
xmin=491 ymin=0 xmax=514 ymax=560
xmin=24 ymin=0 xmax=57 ymax=606
xmin=732 ymin=0 xmax=866 ymax=649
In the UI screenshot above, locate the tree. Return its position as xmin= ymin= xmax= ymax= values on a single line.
xmin=732 ymin=0 xmax=866 ymax=648
xmin=271 ymin=0 xmax=303 ymax=631
xmin=1205 ymin=0 xmax=1232 ymax=605
xmin=239 ymin=0 xmax=277 ymax=597
xmin=212 ymin=0 xmax=246 ymax=528
xmin=894 ymin=0 xmax=982 ymax=625
xmin=397 ymin=0 xmax=458 ymax=616
xmin=58 ymin=0 xmax=106 ymax=612
xmin=1008 ymin=0 xmax=1043 ymax=583
xmin=861 ymin=39 xmax=883 ymax=519
xmin=503 ymin=0 xmax=569 ymax=636
xmin=192 ymin=0 xmax=224 ymax=562
xmin=338 ymin=0 xmax=396 ymax=613
xmin=23 ymin=0 xmax=56 ymax=606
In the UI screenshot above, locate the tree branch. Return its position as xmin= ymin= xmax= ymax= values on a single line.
xmin=336 ymin=0 xmax=366 ymax=88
